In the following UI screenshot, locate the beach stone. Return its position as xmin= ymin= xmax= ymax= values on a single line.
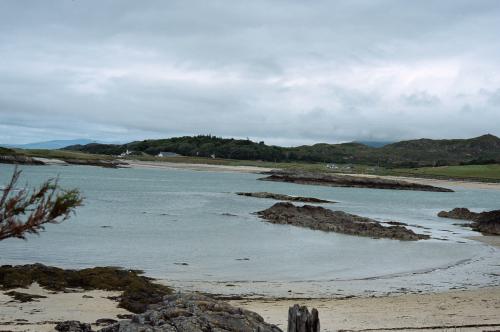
xmin=55 ymin=320 xmax=93 ymax=332
xmin=99 ymin=292 xmax=282 ymax=332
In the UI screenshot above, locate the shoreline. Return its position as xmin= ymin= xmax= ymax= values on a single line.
xmin=124 ymin=159 xmax=274 ymax=174
xmin=124 ymin=160 xmax=500 ymax=190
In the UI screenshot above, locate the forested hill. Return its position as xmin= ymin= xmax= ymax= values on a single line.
xmin=64 ymin=134 xmax=500 ymax=167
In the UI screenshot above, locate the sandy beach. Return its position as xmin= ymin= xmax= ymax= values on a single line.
xmin=124 ymin=160 xmax=274 ymax=174
xmin=0 ymin=283 xmax=130 ymax=332
xmin=2 ymin=284 xmax=500 ymax=332
xmin=230 ymin=286 xmax=500 ymax=332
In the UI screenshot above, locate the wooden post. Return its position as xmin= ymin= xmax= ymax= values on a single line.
xmin=287 ymin=304 xmax=320 ymax=332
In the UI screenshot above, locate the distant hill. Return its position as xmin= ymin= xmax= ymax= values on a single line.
xmin=356 ymin=141 xmax=393 ymax=148
xmin=2 ymin=139 xmax=97 ymax=150
xmin=64 ymin=134 xmax=500 ymax=168
xmin=1 ymin=139 xmax=121 ymax=150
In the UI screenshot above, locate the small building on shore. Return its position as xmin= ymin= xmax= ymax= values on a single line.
xmin=157 ymin=151 xmax=180 ymax=157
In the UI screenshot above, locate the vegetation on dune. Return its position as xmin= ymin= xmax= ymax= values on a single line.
xmin=0 ymin=264 xmax=172 ymax=312
xmin=64 ymin=134 xmax=500 ymax=167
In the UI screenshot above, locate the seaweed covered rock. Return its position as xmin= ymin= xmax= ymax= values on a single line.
xmin=0 ymin=264 xmax=172 ymax=313
xmin=256 ymin=202 xmax=429 ymax=241
xmin=100 ymin=292 xmax=282 ymax=332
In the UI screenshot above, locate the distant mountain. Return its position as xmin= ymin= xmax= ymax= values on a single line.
xmin=355 ymin=141 xmax=393 ymax=148
xmin=4 ymin=139 xmax=102 ymax=150
xmin=64 ymin=134 xmax=500 ymax=167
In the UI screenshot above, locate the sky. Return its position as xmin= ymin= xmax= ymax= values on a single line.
xmin=1 ymin=0 xmax=500 ymax=146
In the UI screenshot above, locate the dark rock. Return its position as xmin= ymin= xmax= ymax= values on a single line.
xmin=256 ymin=202 xmax=429 ymax=241
xmin=437 ymin=208 xmax=479 ymax=221
xmin=438 ymin=208 xmax=500 ymax=235
xmin=55 ymin=320 xmax=92 ymax=332
xmin=474 ymin=210 xmax=500 ymax=235
xmin=260 ymin=170 xmax=453 ymax=192
xmin=236 ymin=192 xmax=334 ymax=203
xmin=287 ymin=305 xmax=319 ymax=332
xmin=100 ymin=292 xmax=282 ymax=332
xmin=95 ymin=318 xmax=118 ymax=326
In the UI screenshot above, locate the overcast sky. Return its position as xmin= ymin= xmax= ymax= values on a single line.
xmin=1 ymin=1 xmax=500 ymax=146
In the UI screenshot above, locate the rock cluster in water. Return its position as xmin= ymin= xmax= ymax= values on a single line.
xmin=236 ymin=192 xmax=334 ymax=203
xmin=256 ymin=202 xmax=429 ymax=241
xmin=438 ymin=208 xmax=500 ymax=235
xmin=259 ymin=170 xmax=453 ymax=192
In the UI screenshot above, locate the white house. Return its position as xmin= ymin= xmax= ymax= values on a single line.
xmin=157 ymin=151 xmax=180 ymax=157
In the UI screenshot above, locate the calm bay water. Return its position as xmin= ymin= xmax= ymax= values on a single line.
xmin=1 ymin=164 xmax=499 ymax=296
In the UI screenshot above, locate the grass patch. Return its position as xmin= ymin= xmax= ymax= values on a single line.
xmin=0 ymin=264 xmax=172 ymax=313
xmin=390 ymin=164 xmax=500 ymax=181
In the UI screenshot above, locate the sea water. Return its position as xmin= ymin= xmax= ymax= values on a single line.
xmin=1 ymin=164 xmax=499 ymax=296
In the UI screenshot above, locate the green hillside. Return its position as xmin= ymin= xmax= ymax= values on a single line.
xmin=64 ymin=134 xmax=500 ymax=168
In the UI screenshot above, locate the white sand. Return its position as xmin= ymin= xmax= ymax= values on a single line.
xmin=231 ymin=286 xmax=500 ymax=332
xmin=0 ymin=283 xmax=130 ymax=332
xmin=125 ymin=160 xmax=273 ymax=174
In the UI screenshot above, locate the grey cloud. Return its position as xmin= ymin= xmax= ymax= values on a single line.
xmin=1 ymin=0 xmax=500 ymax=145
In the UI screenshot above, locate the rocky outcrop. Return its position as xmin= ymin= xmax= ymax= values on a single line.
xmin=259 ymin=170 xmax=453 ymax=192
xmin=438 ymin=208 xmax=500 ymax=235
xmin=236 ymin=192 xmax=334 ymax=203
xmin=256 ymin=202 xmax=429 ymax=241
xmin=475 ymin=210 xmax=500 ymax=235
xmin=437 ymin=208 xmax=479 ymax=221
xmin=100 ymin=292 xmax=282 ymax=332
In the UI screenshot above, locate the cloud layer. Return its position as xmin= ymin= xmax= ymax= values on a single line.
xmin=1 ymin=0 xmax=500 ymax=145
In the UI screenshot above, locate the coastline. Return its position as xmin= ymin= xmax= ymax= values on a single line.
xmin=124 ymin=160 xmax=500 ymax=190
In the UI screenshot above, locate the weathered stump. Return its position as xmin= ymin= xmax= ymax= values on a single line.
xmin=287 ymin=304 xmax=320 ymax=332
